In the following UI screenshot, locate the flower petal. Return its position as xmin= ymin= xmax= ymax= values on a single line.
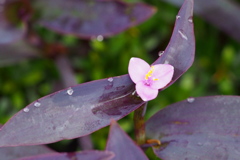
xmin=136 ymin=81 xmax=158 ymax=101
xmin=151 ymin=64 xmax=174 ymax=89
xmin=128 ymin=57 xmax=150 ymax=83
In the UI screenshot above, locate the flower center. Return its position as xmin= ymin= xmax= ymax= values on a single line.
xmin=144 ymin=66 xmax=159 ymax=86
xmin=145 ymin=66 xmax=154 ymax=80
xmin=145 ymin=66 xmax=159 ymax=81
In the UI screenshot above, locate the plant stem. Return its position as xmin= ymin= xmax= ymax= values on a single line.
xmin=55 ymin=55 xmax=93 ymax=150
xmin=134 ymin=102 xmax=147 ymax=145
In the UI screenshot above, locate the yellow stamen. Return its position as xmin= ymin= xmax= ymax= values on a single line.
xmin=145 ymin=66 xmax=154 ymax=80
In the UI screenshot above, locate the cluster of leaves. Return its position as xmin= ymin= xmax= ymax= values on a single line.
xmin=1 ymin=0 xmax=240 ymax=159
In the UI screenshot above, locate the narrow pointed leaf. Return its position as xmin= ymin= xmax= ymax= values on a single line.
xmin=33 ymin=0 xmax=156 ymax=38
xmin=0 ymin=76 xmax=144 ymax=147
xmin=0 ymin=124 xmax=56 ymax=160
xmin=162 ymin=0 xmax=240 ymax=42
xmin=0 ymin=145 xmax=55 ymax=160
xmin=0 ymin=125 xmax=54 ymax=160
xmin=106 ymin=120 xmax=148 ymax=160
xmin=146 ymin=96 xmax=240 ymax=160
xmin=16 ymin=150 xmax=114 ymax=160
xmin=153 ymin=0 xmax=195 ymax=87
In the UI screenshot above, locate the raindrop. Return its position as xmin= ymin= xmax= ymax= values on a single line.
xmin=197 ymin=142 xmax=203 ymax=146
xmin=34 ymin=102 xmax=41 ymax=107
xmin=176 ymin=15 xmax=181 ymax=19
xmin=67 ymin=88 xmax=74 ymax=95
xmin=96 ymin=35 xmax=104 ymax=42
xmin=188 ymin=16 xmax=193 ymax=23
xmin=178 ymin=29 xmax=188 ymax=40
xmin=107 ymin=77 xmax=113 ymax=82
xmin=187 ymin=97 xmax=195 ymax=103
xmin=164 ymin=60 xmax=169 ymax=64
xmin=23 ymin=107 xmax=29 ymax=112
xmin=158 ymin=51 xmax=164 ymax=57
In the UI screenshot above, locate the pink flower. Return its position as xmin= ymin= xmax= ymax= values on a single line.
xmin=128 ymin=57 xmax=174 ymax=101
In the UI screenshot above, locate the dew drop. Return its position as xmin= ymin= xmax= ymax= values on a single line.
xmin=158 ymin=51 xmax=164 ymax=57
xmin=176 ymin=15 xmax=181 ymax=19
xmin=164 ymin=60 xmax=169 ymax=64
xmin=107 ymin=77 xmax=113 ymax=82
xmin=187 ymin=97 xmax=195 ymax=103
xmin=96 ymin=35 xmax=104 ymax=42
xmin=67 ymin=88 xmax=74 ymax=95
xmin=34 ymin=102 xmax=41 ymax=107
xmin=197 ymin=142 xmax=203 ymax=146
xmin=188 ymin=16 xmax=193 ymax=23
xmin=23 ymin=107 xmax=29 ymax=112
xmin=178 ymin=29 xmax=188 ymax=40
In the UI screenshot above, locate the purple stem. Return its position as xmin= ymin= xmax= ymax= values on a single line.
xmin=133 ymin=102 xmax=147 ymax=145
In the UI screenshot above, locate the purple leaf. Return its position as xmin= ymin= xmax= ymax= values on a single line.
xmin=0 ymin=145 xmax=55 ymax=160
xmin=33 ymin=0 xmax=156 ymax=38
xmin=0 ymin=76 xmax=144 ymax=147
xmin=16 ymin=150 xmax=114 ymax=160
xmin=162 ymin=0 xmax=240 ymax=42
xmin=0 ymin=0 xmax=194 ymax=147
xmin=0 ymin=41 xmax=40 ymax=67
xmin=0 ymin=139 xmax=54 ymax=160
xmin=0 ymin=123 xmax=55 ymax=160
xmin=146 ymin=96 xmax=240 ymax=160
xmin=106 ymin=120 xmax=148 ymax=160
xmin=153 ymin=0 xmax=195 ymax=87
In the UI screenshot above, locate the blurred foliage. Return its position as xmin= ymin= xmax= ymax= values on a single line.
xmin=0 ymin=0 xmax=240 ymax=159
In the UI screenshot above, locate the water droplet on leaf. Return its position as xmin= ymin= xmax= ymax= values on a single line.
xmin=23 ymin=107 xmax=29 ymax=112
xmin=187 ymin=97 xmax=195 ymax=103
xmin=197 ymin=142 xmax=203 ymax=146
xmin=164 ymin=60 xmax=169 ymax=64
xmin=34 ymin=102 xmax=41 ymax=107
xmin=107 ymin=77 xmax=113 ymax=82
xmin=178 ymin=29 xmax=188 ymax=40
xmin=67 ymin=88 xmax=74 ymax=95
xmin=188 ymin=16 xmax=193 ymax=23
xmin=176 ymin=15 xmax=181 ymax=19
xmin=158 ymin=51 xmax=164 ymax=57
xmin=97 ymin=35 xmax=104 ymax=41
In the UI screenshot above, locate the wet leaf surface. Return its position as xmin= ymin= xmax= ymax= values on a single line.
xmin=0 ymin=0 xmax=195 ymax=147
xmin=16 ymin=150 xmax=114 ymax=160
xmin=153 ymin=0 xmax=195 ymax=88
xmin=162 ymin=0 xmax=240 ymax=42
xmin=33 ymin=0 xmax=156 ymax=38
xmin=106 ymin=120 xmax=148 ymax=160
xmin=0 ymin=76 xmax=144 ymax=147
xmin=146 ymin=96 xmax=240 ymax=160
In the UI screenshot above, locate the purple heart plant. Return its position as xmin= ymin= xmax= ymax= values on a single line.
xmin=1 ymin=0 xmax=240 ymax=159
